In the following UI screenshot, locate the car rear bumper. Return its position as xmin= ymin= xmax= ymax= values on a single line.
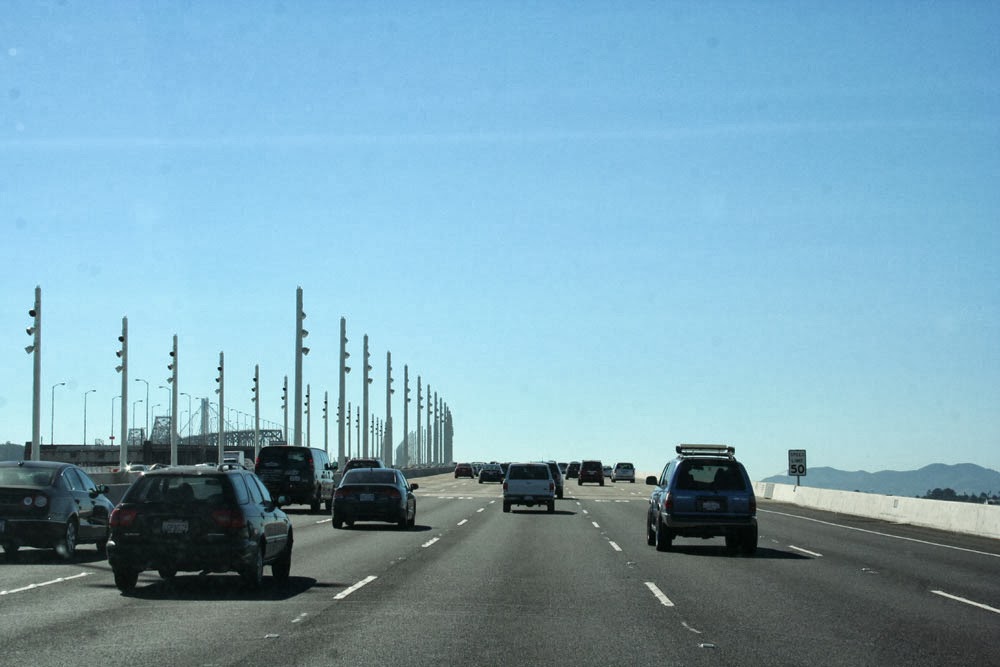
xmin=0 ymin=518 xmax=66 ymax=549
xmin=662 ymin=514 xmax=757 ymax=537
xmin=107 ymin=535 xmax=257 ymax=573
xmin=504 ymin=495 xmax=554 ymax=506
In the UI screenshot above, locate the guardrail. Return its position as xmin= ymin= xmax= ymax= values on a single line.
xmin=755 ymin=481 xmax=1000 ymax=540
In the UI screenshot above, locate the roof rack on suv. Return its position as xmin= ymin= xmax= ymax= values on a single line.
xmin=675 ymin=444 xmax=735 ymax=458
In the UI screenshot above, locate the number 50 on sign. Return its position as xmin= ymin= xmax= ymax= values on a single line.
xmin=788 ymin=449 xmax=807 ymax=477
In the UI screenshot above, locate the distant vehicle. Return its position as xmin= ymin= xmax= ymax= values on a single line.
xmin=147 ymin=463 xmax=171 ymax=471
xmin=223 ymin=451 xmax=253 ymax=470
xmin=503 ymin=462 xmax=555 ymax=513
xmin=558 ymin=462 xmax=568 ymax=475
xmin=540 ymin=460 xmax=564 ymax=499
xmin=603 ymin=465 xmax=614 ymax=479
xmin=342 ymin=457 xmax=385 ymax=472
xmin=611 ymin=462 xmax=635 ymax=483
xmin=565 ymin=461 xmax=581 ymax=479
xmin=454 ymin=463 xmax=475 ymax=479
xmin=125 ymin=463 xmax=147 ymax=473
xmin=0 ymin=460 xmax=115 ymax=560
xmin=645 ymin=444 xmax=757 ymax=554
xmin=332 ymin=468 xmax=418 ymax=529
xmin=254 ymin=446 xmax=337 ymax=513
xmin=107 ymin=465 xmax=292 ymax=592
xmin=478 ymin=464 xmax=504 ymax=483
xmin=578 ymin=460 xmax=604 ymax=486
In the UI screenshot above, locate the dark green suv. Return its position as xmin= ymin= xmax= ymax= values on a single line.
xmin=645 ymin=444 xmax=757 ymax=554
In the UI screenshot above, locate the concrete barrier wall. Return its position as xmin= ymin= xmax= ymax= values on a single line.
xmin=755 ymin=482 xmax=1000 ymax=540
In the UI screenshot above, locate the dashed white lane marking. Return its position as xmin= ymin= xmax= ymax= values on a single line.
xmin=789 ymin=545 xmax=823 ymax=558
xmin=592 ymin=522 xmax=601 ymax=529
xmin=457 ymin=519 xmax=468 ymax=526
xmin=422 ymin=537 xmax=440 ymax=548
xmin=315 ymin=518 xmax=332 ymax=524
xmin=476 ymin=508 xmax=486 ymax=513
xmin=645 ymin=582 xmax=674 ymax=607
xmin=334 ymin=576 xmax=377 ymax=600
xmin=609 ymin=541 xmax=622 ymax=552
xmin=1 ymin=572 xmax=90 ymax=596
xmin=932 ymin=590 xmax=1000 ymax=614
xmin=291 ymin=613 xmax=309 ymax=623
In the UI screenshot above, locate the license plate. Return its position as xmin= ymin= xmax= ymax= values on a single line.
xmin=161 ymin=519 xmax=188 ymax=534
xmin=360 ymin=493 xmax=375 ymax=502
xmin=699 ymin=499 xmax=724 ymax=512
xmin=288 ymin=474 xmax=300 ymax=481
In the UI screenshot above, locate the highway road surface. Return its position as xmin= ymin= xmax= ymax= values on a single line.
xmin=2 ymin=473 xmax=998 ymax=666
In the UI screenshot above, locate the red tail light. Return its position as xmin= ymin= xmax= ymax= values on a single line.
xmin=549 ymin=481 xmax=554 ymax=492
xmin=662 ymin=493 xmax=673 ymax=513
xmin=110 ymin=507 xmax=137 ymax=528
xmin=503 ymin=481 xmax=508 ymax=491
xmin=380 ymin=488 xmax=401 ymax=499
xmin=334 ymin=488 xmax=349 ymax=499
xmin=211 ymin=509 xmax=247 ymax=530
xmin=750 ymin=495 xmax=756 ymax=515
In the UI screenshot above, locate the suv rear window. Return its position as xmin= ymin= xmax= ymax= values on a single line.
xmin=259 ymin=448 xmax=311 ymax=469
xmin=127 ymin=474 xmax=230 ymax=504
xmin=342 ymin=470 xmax=396 ymax=484
xmin=508 ymin=465 xmax=550 ymax=480
xmin=676 ymin=462 xmax=746 ymax=491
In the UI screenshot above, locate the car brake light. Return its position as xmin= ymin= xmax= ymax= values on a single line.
xmin=549 ymin=481 xmax=554 ymax=492
xmin=750 ymin=495 xmax=756 ymax=515
xmin=110 ymin=507 xmax=137 ymax=528
xmin=502 ymin=481 xmax=508 ymax=491
xmin=334 ymin=488 xmax=349 ymax=499
xmin=662 ymin=493 xmax=673 ymax=513
xmin=211 ymin=509 xmax=247 ymax=530
xmin=381 ymin=488 xmax=401 ymax=499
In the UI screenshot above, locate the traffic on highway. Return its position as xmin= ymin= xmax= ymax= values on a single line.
xmin=3 ymin=463 xmax=998 ymax=666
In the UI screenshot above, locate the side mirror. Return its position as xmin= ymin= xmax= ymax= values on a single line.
xmin=90 ymin=484 xmax=110 ymax=498
xmin=645 ymin=476 xmax=658 ymax=485
xmin=410 ymin=483 xmax=419 ymax=491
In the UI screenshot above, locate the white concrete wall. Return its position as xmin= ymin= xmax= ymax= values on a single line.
xmin=754 ymin=482 xmax=1000 ymax=540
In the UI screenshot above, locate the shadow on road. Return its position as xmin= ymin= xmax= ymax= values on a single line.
xmin=97 ymin=574 xmax=321 ymax=600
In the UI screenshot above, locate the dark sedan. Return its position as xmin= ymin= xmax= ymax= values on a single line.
xmin=478 ymin=464 xmax=504 ymax=483
xmin=332 ymin=468 xmax=418 ymax=529
xmin=106 ymin=465 xmax=292 ymax=592
xmin=0 ymin=460 xmax=115 ymax=560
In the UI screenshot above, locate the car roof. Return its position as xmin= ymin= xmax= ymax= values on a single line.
xmin=0 ymin=460 xmax=67 ymax=469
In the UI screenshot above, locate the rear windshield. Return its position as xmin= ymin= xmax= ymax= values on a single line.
xmin=126 ymin=474 xmax=231 ymax=504
xmin=676 ymin=462 xmax=746 ymax=491
xmin=615 ymin=463 xmax=634 ymax=469
xmin=508 ymin=465 xmax=550 ymax=480
xmin=345 ymin=459 xmax=381 ymax=470
xmin=0 ymin=467 xmax=54 ymax=486
xmin=581 ymin=461 xmax=602 ymax=470
xmin=342 ymin=470 xmax=396 ymax=485
xmin=258 ymin=448 xmax=312 ymax=470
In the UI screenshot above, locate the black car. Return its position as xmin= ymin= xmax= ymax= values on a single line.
xmin=0 ymin=460 xmax=115 ymax=560
xmin=578 ymin=459 xmax=604 ymax=486
xmin=332 ymin=468 xmax=418 ymax=530
xmin=646 ymin=444 xmax=757 ymax=554
xmin=254 ymin=445 xmax=337 ymax=513
xmin=106 ymin=465 xmax=292 ymax=592
xmin=565 ymin=461 xmax=581 ymax=479
xmin=478 ymin=464 xmax=504 ymax=483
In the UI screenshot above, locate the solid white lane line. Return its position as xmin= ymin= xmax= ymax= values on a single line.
xmin=457 ymin=519 xmax=468 ymax=526
xmin=422 ymin=537 xmax=440 ymax=548
xmin=0 ymin=572 xmax=90 ymax=596
xmin=609 ymin=541 xmax=622 ymax=552
xmin=789 ymin=545 xmax=823 ymax=558
xmin=645 ymin=582 xmax=674 ymax=607
xmin=931 ymin=590 xmax=1000 ymax=614
xmin=334 ymin=575 xmax=377 ymax=600
xmin=760 ymin=509 xmax=1000 ymax=558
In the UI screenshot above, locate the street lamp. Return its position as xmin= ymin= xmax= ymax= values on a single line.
xmin=131 ymin=400 xmax=143 ymax=444
xmin=159 ymin=385 xmax=171 ymax=417
xmin=82 ymin=388 xmax=96 ymax=446
xmin=135 ymin=377 xmax=149 ymax=440
xmin=50 ymin=381 xmax=66 ymax=445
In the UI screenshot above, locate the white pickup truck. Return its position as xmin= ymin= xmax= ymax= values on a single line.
xmin=503 ymin=462 xmax=556 ymax=513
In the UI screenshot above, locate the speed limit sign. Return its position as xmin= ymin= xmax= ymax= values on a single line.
xmin=788 ymin=449 xmax=807 ymax=477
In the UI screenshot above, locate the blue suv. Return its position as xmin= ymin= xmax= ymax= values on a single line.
xmin=645 ymin=444 xmax=757 ymax=554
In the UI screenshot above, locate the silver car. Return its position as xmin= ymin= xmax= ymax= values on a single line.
xmin=612 ymin=462 xmax=635 ymax=483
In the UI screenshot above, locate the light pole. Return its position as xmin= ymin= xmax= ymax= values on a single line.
xmin=131 ymin=399 xmax=143 ymax=444
xmin=50 ymin=381 xmax=66 ymax=446
xmin=159 ymin=385 xmax=171 ymax=417
xmin=135 ymin=377 xmax=149 ymax=442
xmin=82 ymin=388 xmax=96 ymax=446
xmin=180 ymin=392 xmax=193 ymax=438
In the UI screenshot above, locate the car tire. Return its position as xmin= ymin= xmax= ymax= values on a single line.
xmin=158 ymin=568 xmax=177 ymax=580
xmin=325 ymin=498 xmax=333 ymax=512
xmin=310 ymin=496 xmax=321 ymax=514
xmin=332 ymin=517 xmax=343 ymax=529
xmin=407 ymin=508 xmax=416 ymax=529
xmin=3 ymin=543 xmax=20 ymax=560
xmin=95 ymin=530 xmax=109 ymax=555
xmin=241 ymin=544 xmax=265 ymax=590
xmin=502 ymin=501 xmax=511 ymax=513
xmin=272 ymin=540 xmax=292 ymax=584
xmin=655 ymin=517 xmax=673 ymax=552
xmin=113 ymin=567 xmax=139 ymax=593
xmin=557 ymin=489 xmax=563 ymax=499
xmin=397 ymin=509 xmax=408 ymax=530
xmin=646 ymin=512 xmax=656 ymax=546
xmin=725 ymin=533 xmax=740 ymax=554
xmin=478 ymin=478 xmax=483 ymax=484
xmin=577 ymin=480 xmax=582 ymax=486
xmin=57 ymin=518 xmax=78 ymax=560
xmin=547 ymin=500 xmax=555 ymax=513
xmin=600 ymin=480 xmax=605 ymax=487
xmin=740 ymin=526 xmax=758 ymax=555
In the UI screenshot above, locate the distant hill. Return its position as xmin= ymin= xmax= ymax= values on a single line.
xmin=761 ymin=463 xmax=1000 ymax=498
xmin=1 ymin=442 xmax=26 ymax=461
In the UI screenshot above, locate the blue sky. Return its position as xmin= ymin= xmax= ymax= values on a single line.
xmin=2 ymin=2 xmax=998 ymax=480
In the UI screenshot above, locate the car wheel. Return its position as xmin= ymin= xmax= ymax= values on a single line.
xmin=158 ymin=568 xmax=177 ymax=580
xmin=478 ymin=478 xmax=483 ymax=484
xmin=577 ymin=480 xmax=582 ymax=486
xmin=332 ymin=517 xmax=343 ymax=529
xmin=272 ymin=541 xmax=292 ymax=584
xmin=646 ymin=512 xmax=656 ymax=546
xmin=655 ymin=517 xmax=673 ymax=552
xmin=397 ymin=508 xmax=408 ymax=529
xmin=310 ymin=496 xmax=321 ymax=514
xmin=3 ymin=543 xmax=20 ymax=560
xmin=241 ymin=544 xmax=265 ymax=589
xmin=325 ymin=498 xmax=333 ymax=512
xmin=95 ymin=531 xmax=109 ymax=555
xmin=502 ymin=500 xmax=511 ymax=513
xmin=740 ymin=526 xmax=758 ymax=555
xmin=113 ymin=567 xmax=139 ymax=593
xmin=547 ymin=500 xmax=555 ymax=513
xmin=407 ymin=507 xmax=416 ymax=528
xmin=600 ymin=481 xmax=605 ymax=487
xmin=57 ymin=519 xmax=78 ymax=560
xmin=725 ymin=533 xmax=740 ymax=554
xmin=557 ymin=489 xmax=563 ymax=499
